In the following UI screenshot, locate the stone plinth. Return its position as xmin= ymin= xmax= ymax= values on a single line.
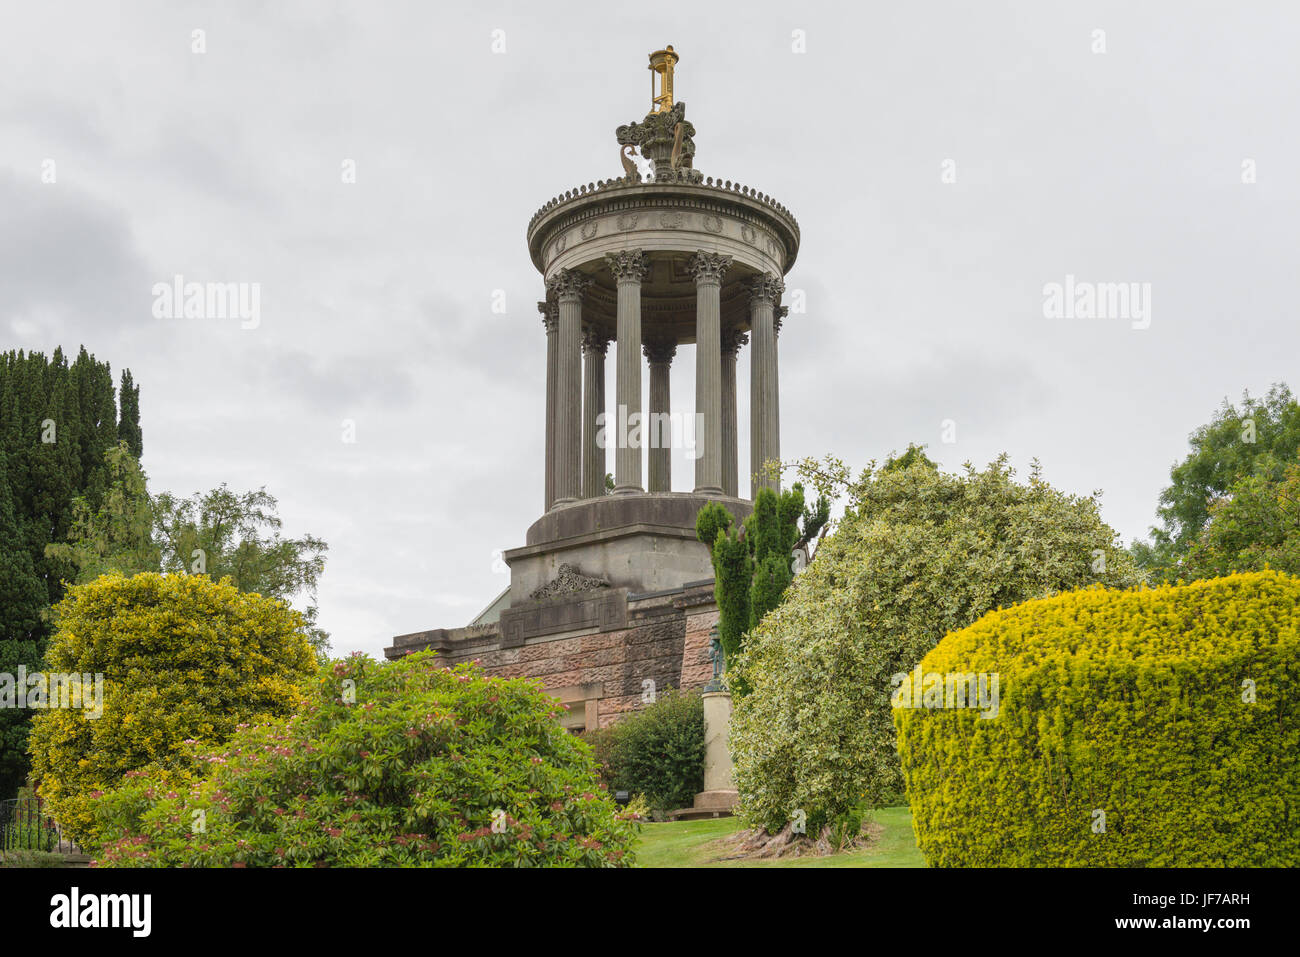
xmin=505 ymin=492 xmax=750 ymax=602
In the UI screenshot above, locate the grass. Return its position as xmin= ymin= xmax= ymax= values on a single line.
xmin=635 ymin=805 xmax=926 ymax=868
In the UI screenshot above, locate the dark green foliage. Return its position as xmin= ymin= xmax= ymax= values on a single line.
xmin=0 ymin=348 xmax=139 ymax=797
xmin=116 ymin=370 xmax=142 ymax=459
xmin=696 ymin=484 xmax=829 ymax=670
xmin=588 ymin=689 xmax=704 ymax=816
xmin=1136 ymin=384 xmax=1300 ymax=578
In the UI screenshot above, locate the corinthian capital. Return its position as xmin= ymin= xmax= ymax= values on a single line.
xmin=604 ymin=249 xmax=650 ymax=284
xmin=582 ymin=327 xmax=610 ymax=356
xmin=643 ymin=339 xmax=677 ymax=365
xmin=748 ymin=273 xmax=784 ymax=306
xmin=721 ymin=328 xmax=749 ymax=355
xmin=547 ymin=269 xmax=591 ymax=303
xmin=688 ymin=251 xmax=732 ymax=285
xmin=537 ymin=300 xmax=557 ymax=333
xmin=775 ymin=304 xmax=789 ymax=336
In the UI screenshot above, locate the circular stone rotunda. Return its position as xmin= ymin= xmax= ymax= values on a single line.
xmin=387 ymin=46 xmax=800 ymax=737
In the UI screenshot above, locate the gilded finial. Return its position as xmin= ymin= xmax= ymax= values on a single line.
xmin=648 ymin=45 xmax=678 ymax=113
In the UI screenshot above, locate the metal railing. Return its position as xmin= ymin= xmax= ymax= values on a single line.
xmin=0 ymin=795 xmax=77 ymax=855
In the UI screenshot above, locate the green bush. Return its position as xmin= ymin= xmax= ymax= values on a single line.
xmin=896 ymin=571 xmax=1300 ymax=866
xmin=588 ymin=689 xmax=704 ymax=816
xmin=730 ymin=456 xmax=1142 ymax=834
xmin=27 ymin=572 xmax=316 ymax=848
xmin=91 ymin=652 xmax=639 ymax=867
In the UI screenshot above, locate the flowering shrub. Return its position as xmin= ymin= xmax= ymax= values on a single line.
xmin=28 ymin=572 xmax=315 ymax=848
xmin=896 ymin=571 xmax=1300 ymax=866
xmin=91 ymin=652 xmax=640 ymax=867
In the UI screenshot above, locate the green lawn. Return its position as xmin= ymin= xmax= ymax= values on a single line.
xmin=635 ymin=805 xmax=926 ymax=868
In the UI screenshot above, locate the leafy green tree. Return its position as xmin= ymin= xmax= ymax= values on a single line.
xmin=1181 ymin=458 xmax=1300 ymax=578
xmin=152 ymin=485 xmax=330 ymax=652
xmin=1136 ymin=384 xmax=1300 ymax=578
xmin=44 ymin=443 xmax=158 ymax=582
xmin=729 ymin=454 xmax=1142 ymax=834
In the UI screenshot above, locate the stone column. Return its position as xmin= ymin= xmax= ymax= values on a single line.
xmin=774 ymin=304 xmax=787 ymax=477
xmin=720 ymin=329 xmax=747 ymax=499
xmin=606 ymin=249 xmax=649 ymax=495
xmin=582 ymin=328 xmax=610 ymax=499
xmin=644 ymin=339 xmax=676 ymax=493
xmin=689 ymin=251 xmax=731 ymax=496
xmin=539 ymin=300 xmax=558 ymax=510
xmin=547 ymin=269 xmax=589 ymax=506
xmin=749 ymin=274 xmax=783 ymax=496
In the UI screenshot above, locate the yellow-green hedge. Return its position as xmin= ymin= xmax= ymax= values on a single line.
xmin=895 ymin=571 xmax=1300 ymax=866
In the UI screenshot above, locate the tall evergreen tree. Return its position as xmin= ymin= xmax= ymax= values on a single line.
xmin=117 ymin=370 xmax=142 ymax=459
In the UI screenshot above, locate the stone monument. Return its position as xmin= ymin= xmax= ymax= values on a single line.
xmin=386 ymin=46 xmax=800 ymax=757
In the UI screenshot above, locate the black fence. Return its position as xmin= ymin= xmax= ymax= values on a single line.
xmin=0 ymin=796 xmax=76 ymax=855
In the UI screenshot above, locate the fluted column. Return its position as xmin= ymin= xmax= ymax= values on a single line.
xmin=720 ymin=329 xmax=747 ymax=499
xmin=749 ymin=274 xmax=783 ymax=495
xmin=774 ymin=304 xmax=787 ymax=480
xmin=689 ymin=251 xmax=731 ymax=496
xmin=582 ymin=328 xmax=610 ymax=499
xmin=547 ymin=269 xmax=589 ymax=505
xmin=644 ymin=339 xmax=676 ymax=492
xmin=606 ymin=250 xmax=649 ymax=495
xmin=539 ymin=300 xmax=558 ymax=510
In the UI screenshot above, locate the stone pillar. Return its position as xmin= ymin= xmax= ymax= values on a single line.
xmin=606 ymin=250 xmax=649 ymax=495
xmin=774 ymin=304 xmax=787 ymax=476
xmin=749 ymin=274 xmax=783 ymax=496
xmin=720 ymin=329 xmax=747 ymax=499
xmin=539 ymin=300 xmax=558 ymax=510
xmin=582 ymin=328 xmax=610 ymax=499
xmin=644 ymin=339 xmax=676 ymax=493
xmin=547 ymin=269 xmax=589 ymax=505
xmin=701 ymin=690 xmax=735 ymax=794
xmin=689 ymin=251 xmax=731 ymax=496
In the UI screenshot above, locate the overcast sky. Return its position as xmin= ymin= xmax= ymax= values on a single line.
xmin=3 ymin=1 xmax=1297 ymax=658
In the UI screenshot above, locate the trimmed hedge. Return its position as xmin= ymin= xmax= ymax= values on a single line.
xmin=895 ymin=571 xmax=1300 ymax=866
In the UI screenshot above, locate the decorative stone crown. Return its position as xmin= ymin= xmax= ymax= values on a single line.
xmin=617 ymin=100 xmax=701 ymax=183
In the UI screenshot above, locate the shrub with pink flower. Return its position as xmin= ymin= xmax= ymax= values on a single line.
xmin=92 ymin=652 xmax=638 ymax=867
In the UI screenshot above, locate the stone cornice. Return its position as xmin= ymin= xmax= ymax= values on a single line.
xmin=527 ymin=177 xmax=800 ymax=275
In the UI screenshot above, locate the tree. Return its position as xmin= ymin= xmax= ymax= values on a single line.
xmin=116 ymin=370 xmax=142 ymax=459
xmin=0 ymin=347 xmax=139 ymax=797
xmin=1136 ymin=384 xmax=1300 ymax=578
xmin=696 ymin=483 xmax=828 ymax=669
xmin=27 ymin=572 xmax=317 ymax=848
xmin=44 ymin=443 xmax=158 ymax=582
xmin=152 ymin=484 xmax=330 ymax=651
xmin=1180 ymin=457 xmax=1300 ymax=579
xmin=90 ymin=652 xmax=639 ymax=867
xmin=729 ymin=454 xmax=1142 ymax=835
